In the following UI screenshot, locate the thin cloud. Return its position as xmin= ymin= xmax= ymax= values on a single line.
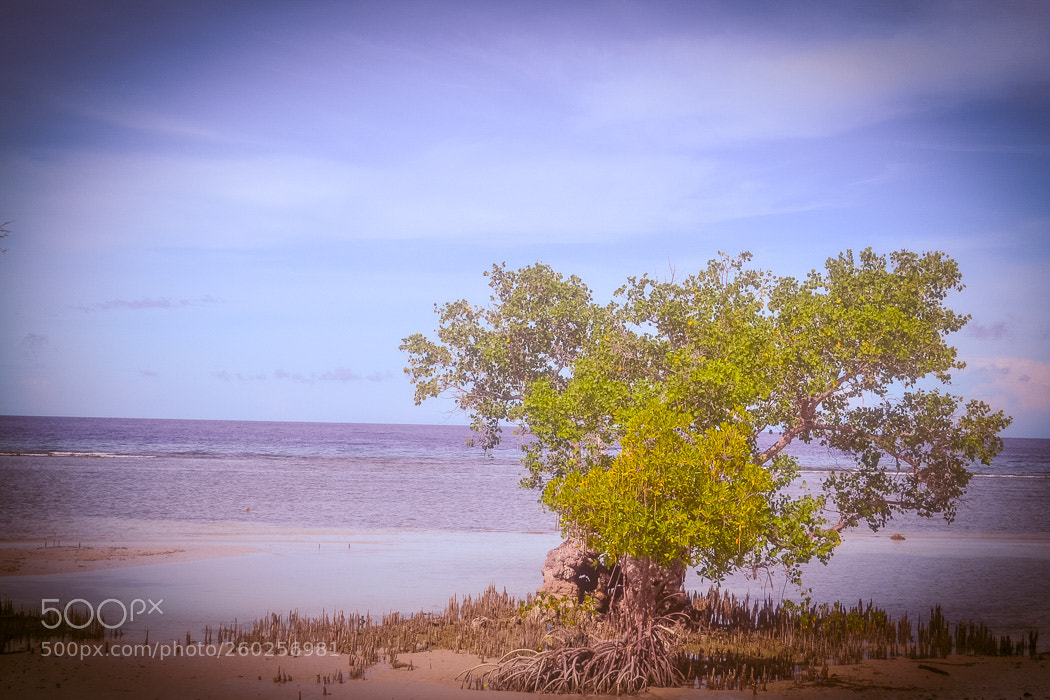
xmin=77 ymin=105 xmax=231 ymax=143
xmin=34 ymin=149 xmax=791 ymax=247
xmin=215 ymin=367 xmax=389 ymax=384
xmin=273 ymin=369 xmax=315 ymax=384
xmin=366 ymin=371 xmax=393 ymax=382
xmin=20 ymin=333 xmax=48 ymax=357
xmin=75 ymin=296 xmax=220 ymax=312
xmin=213 ymin=370 xmax=267 ymax=382
xmin=967 ymin=322 xmax=1009 ymax=341
xmin=274 ymin=367 xmax=377 ymax=384
xmin=318 ymin=367 xmax=361 ymax=382
xmin=575 ymin=7 xmax=1050 ymax=143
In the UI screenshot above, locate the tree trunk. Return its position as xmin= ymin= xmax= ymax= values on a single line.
xmin=614 ymin=556 xmax=688 ymax=631
xmin=539 ymin=540 xmax=688 ymax=623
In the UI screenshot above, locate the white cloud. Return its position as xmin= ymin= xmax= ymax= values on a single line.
xmin=966 ymin=357 xmax=1050 ymax=411
xmin=574 ymin=8 xmax=1050 ymax=143
xmin=15 ymin=4 xmax=1048 ymax=255
xmin=12 ymin=146 xmax=831 ymax=250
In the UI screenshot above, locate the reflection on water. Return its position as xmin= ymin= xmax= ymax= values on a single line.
xmin=1 ymin=531 xmax=562 ymax=641
xmin=705 ymin=533 xmax=1050 ymax=648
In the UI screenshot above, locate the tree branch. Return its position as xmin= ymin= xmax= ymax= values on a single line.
xmin=756 ymin=425 xmax=801 ymax=465
xmin=756 ymin=372 xmax=857 ymax=466
xmin=810 ymin=422 xmax=921 ymax=470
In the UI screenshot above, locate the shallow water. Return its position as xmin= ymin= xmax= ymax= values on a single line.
xmin=4 ymin=528 xmax=1045 ymax=649
xmin=0 ymin=530 xmax=563 ymax=641
xmin=1 ymin=417 xmax=1048 ymax=648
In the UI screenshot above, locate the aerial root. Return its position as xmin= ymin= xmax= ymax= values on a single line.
xmin=456 ymin=621 xmax=679 ymax=694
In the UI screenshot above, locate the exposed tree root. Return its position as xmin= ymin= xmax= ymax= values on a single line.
xmin=457 ymin=618 xmax=681 ymax=694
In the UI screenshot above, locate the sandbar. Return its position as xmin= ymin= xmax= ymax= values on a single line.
xmin=0 ymin=543 xmax=258 ymax=576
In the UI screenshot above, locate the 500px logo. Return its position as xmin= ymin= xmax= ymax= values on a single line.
xmin=41 ymin=597 xmax=163 ymax=630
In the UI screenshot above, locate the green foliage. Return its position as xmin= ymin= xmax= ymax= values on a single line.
xmin=400 ymin=249 xmax=1011 ymax=587
xmin=541 ymin=402 xmax=837 ymax=583
xmin=401 ymin=262 xmax=602 ymax=452
xmin=519 ymin=592 xmax=599 ymax=630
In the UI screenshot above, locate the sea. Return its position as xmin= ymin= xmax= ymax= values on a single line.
xmin=1 ymin=415 xmax=1048 ymax=648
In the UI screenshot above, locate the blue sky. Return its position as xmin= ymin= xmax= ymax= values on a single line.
xmin=1 ymin=0 xmax=1048 ymax=436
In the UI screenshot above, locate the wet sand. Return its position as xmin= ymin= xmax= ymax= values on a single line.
xmin=0 ymin=543 xmax=258 ymax=576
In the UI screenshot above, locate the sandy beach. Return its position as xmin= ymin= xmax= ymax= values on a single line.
xmin=2 ymin=540 xmax=1047 ymax=699
xmin=1 ymin=645 xmax=1047 ymax=700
